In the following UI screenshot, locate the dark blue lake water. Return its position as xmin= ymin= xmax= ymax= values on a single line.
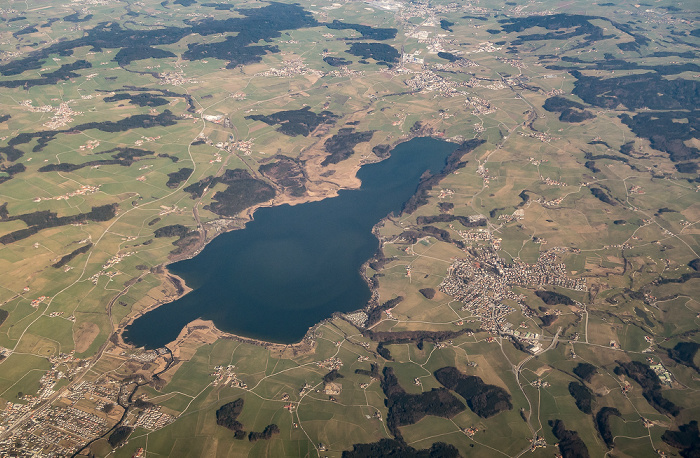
xmin=123 ymin=137 xmax=458 ymax=348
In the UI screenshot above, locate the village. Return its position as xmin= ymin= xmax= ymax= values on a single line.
xmin=439 ymin=241 xmax=587 ymax=349
xmin=0 ymin=346 xmax=180 ymax=457
xmin=0 ymin=0 xmax=695 ymax=456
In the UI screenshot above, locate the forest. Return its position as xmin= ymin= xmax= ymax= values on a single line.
xmin=433 ymin=367 xmax=513 ymax=418
xmin=0 ymin=3 xmax=318 ymax=76
xmin=572 ymin=363 xmax=597 ymax=383
xmin=52 ymin=243 xmax=93 ymax=269
xmin=321 ymin=128 xmax=375 ymax=166
xmin=259 ymin=156 xmax=307 ymax=197
xmin=614 ymin=361 xmax=680 ymax=416
xmin=594 ymin=407 xmax=621 ymax=449
xmin=535 ymin=290 xmax=574 ymax=305
xmin=568 ymin=382 xmax=593 ymax=414
xmin=662 ymin=421 xmax=700 ymax=458
xmin=0 ymin=204 xmax=118 ymax=244
xmin=39 ymin=147 xmax=156 ymax=172
xmin=203 ymin=169 xmax=276 ymax=217
xmin=346 ymin=43 xmax=400 ymax=64
xmin=542 ymin=96 xmax=595 ymax=123
xmin=325 ymin=20 xmax=397 ymax=40
xmin=667 ymin=342 xmax=700 ymax=373
xmin=342 ymin=439 xmax=460 ymax=458
xmin=381 ymin=367 xmax=465 ymax=440
xmin=550 ymin=419 xmax=589 ymax=458
xmin=215 ymin=399 xmax=244 ymax=432
xmin=246 ymin=107 xmax=338 ymax=137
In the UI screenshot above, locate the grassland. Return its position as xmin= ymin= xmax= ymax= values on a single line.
xmin=0 ymin=0 xmax=698 ymax=456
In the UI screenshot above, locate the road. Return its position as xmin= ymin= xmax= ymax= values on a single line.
xmin=512 ymin=326 xmax=562 ymax=458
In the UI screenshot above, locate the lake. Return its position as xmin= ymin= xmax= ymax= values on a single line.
xmin=123 ymin=137 xmax=458 ymax=348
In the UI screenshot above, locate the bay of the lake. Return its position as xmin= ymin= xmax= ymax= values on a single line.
xmin=123 ymin=137 xmax=458 ymax=348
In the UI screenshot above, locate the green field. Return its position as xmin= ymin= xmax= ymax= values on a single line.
xmin=0 ymin=0 xmax=698 ymax=456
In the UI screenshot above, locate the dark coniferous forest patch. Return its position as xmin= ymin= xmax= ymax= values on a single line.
xmin=181 ymin=3 xmax=318 ymax=68
xmin=540 ymin=314 xmax=557 ymax=327
xmin=588 ymin=139 xmax=611 ymax=148
xmin=248 ymin=424 xmax=280 ymax=441
xmin=437 ymin=51 xmax=459 ymax=62
xmin=497 ymin=14 xmax=614 ymax=47
xmin=322 ymin=369 xmax=343 ymax=384
xmin=52 ymin=243 xmax=93 ymax=268
xmin=614 ymin=361 xmax=680 ymax=416
xmin=573 ymin=363 xmax=597 ymax=383
xmin=323 ymin=56 xmax=352 ymax=67
xmin=63 ymin=13 xmax=94 ymax=23
xmin=114 ymin=46 xmax=176 ymax=66
xmin=583 ymin=152 xmax=628 ymax=165
xmin=8 ymin=111 xmax=178 ymax=154
xmin=325 ymin=20 xmax=397 ymax=40
xmin=342 ymin=439 xmax=461 ymax=458
xmin=158 ymin=226 xmax=200 ymax=256
xmin=619 ymin=111 xmax=699 ymax=166
xmin=0 ymin=162 xmax=26 ymax=183
xmin=108 ymin=426 xmax=132 ymax=448
xmin=321 ymin=128 xmax=375 ymax=166
xmin=440 ymin=20 xmax=454 ymax=32
xmin=104 ymin=92 xmax=168 ymax=107
xmin=657 ymin=272 xmax=700 ymax=285
xmin=346 ymin=42 xmax=400 ymax=64
xmin=667 ymin=342 xmax=700 ymax=373
xmin=399 ymin=225 xmax=451 ymax=243
xmin=200 ymin=3 xmax=237 ymax=10
xmin=105 ymin=86 xmax=197 ymax=113
xmin=590 ymin=187 xmax=615 ymax=206
xmin=572 ymin=71 xmax=698 ymax=111
xmin=183 ymin=176 xmax=215 ymax=199
xmin=0 ymin=204 xmax=118 ymax=245
xmin=542 ymin=96 xmax=595 ymax=123
xmin=39 ymin=148 xmax=156 ymax=172
xmin=258 ymin=156 xmax=306 ymax=197
xmin=166 ymin=168 xmax=193 ymax=189
xmin=551 ymin=419 xmax=590 ymax=458
xmin=662 ymin=421 xmax=700 ymax=458
xmin=595 ymin=407 xmax=621 ymax=449
xmin=365 ymin=296 xmax=403 ymax=328
xmin=535 ymin=290 xmax=574 ymax=305
xmin=13 ymin=26 xmax=38 ymax=38
xmin=549 ymin=56 xmax=699 ymax=75
xmin=438 ymin=202 xmax=454 ymax=212
xmin=0 ymin=60 xmax=91 ymax=88
xmin=0 ymin=3 xmax=318 ymax=76
xmin=568 ymin=382 xmax=594 ymax=414
xmin=246 ymin=107 xmax=338 ymax=137
xmin=154 ymin=225 xmax=191 ymax=238
xmin=216 ymin=399 xmax=245 ymax=431
xmin=381 ymin=367 xmax=465 ymax=440
xmin=433 ymin=366 xmax=512 ymax=418
xmin=363 ymin=329 xmax=470 ymax=346
xmin=201 ymin=169 xmax=276 ymax=217
xmin=416 ymin=214 xmax=486 ymax=228
xmin=584 ymin=161 xmax=600 ymax=173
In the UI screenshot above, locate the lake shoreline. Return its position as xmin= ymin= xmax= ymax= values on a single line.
xmin=120 ymin=135 xmax=464 ymax=349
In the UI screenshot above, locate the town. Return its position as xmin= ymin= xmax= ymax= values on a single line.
xmin=440 ymin=244 xmax=586 ymax=350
